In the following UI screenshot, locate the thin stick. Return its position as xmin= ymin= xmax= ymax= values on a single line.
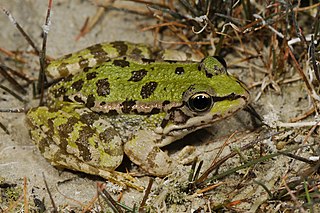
xmin=97 ymin=182 xmax=122 ymax=213
xmin=139 ymin=178 xmax=154 ymax=212
xmin=38 ymin=0 xmax=53 ymax=105
xmin=1 ymin=8 xmax=40 ymax=55
xmin=0 ymin=84 xmax=26 ymax=103
xmin=42 ymin=173 xmax=57 ymax=212
xmin=23 ymin=177 xmax=29 ymax=213
xmin=0 ymin=65 xmax=27 ymax=95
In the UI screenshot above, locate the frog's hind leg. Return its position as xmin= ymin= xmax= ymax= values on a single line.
xmin=27 ymin=103 xmax=143 ymax=190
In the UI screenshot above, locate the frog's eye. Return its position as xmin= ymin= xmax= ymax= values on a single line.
xmin=187 ymin=92 xmax=213 ymax=113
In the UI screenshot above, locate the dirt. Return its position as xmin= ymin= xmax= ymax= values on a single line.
xmin=0 ymin=1 xmax=319 ymax=212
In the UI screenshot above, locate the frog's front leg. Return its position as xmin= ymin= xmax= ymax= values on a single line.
xmin=124 ymin=130 xmax=176 ymax=176
xmin=27 ymin=103 xmax=143 ymax=190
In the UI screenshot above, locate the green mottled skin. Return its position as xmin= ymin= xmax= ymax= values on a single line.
xmin=27 ymin=41 xmax=249 ymax=190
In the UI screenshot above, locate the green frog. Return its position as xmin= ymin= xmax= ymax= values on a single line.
xmin=27 ymin=41 xmax=249 ymax=190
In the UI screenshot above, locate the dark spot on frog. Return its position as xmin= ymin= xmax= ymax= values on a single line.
xmin=38 ymin=138 xmax=50 ymax=154
xmin=63 ymin=74 xmax=74 ymax=82
xmin=100 ymin=101 xmax=106 ymax=106
xmin=46 ymin=118 xmax=55 ymax=138
xmin=113 ymin=59 xmax=130 ymax=67
xmin=131 ymin=108 xmax=156 ymax=115
xmin=76 ymin=126 xmax=94 ymax=162
xmin=63 ymin=95 xmax=72 ymax=102
xmin=140 ymin=81 xmax=158 ymax=99
xmin=80 ymin=112 xmax=100 ymax=126
xmin=131 ymin=47 xmax=143 ymax=58
xmin=87 ymin=43 xmax=110 ymax=64
xmin=121 ymin=100 xmax=136 ymax=113
xmin=78 ymin=56 xmax=89 ymax=70
xmin=162 ymin=100 xmax=170 ymax=106
xmin=71 ymin=79 xmax=84 ymax=91
xmin=47 ymin=105 xmax=62 ymax=112
xmin=86 ymin=72 xmax=97 ymax=80
xmin=86 ymin=94 xmax=96 ymax=108
xmin=211 ymin=114 xmax=221 ymax=121
xmin=96 ymin=78 xmax=110 ymax=96
xmin=58 ymin=117 xmax=79 ymax=152
xmin=57 ymin=62 xmax=70 ymax=77
xmin=169 ymin=109 xmax=190 ymax=124
xmin=175 ymin=67 xmax=185 ymax=75
xmin=205 ymin=72 xmax=213 ymax=78
xmin=99 ymin=128 xmax=122 ymax=156
xmin=150 ymin=108 xmax=160 ymax=114
xmin=73 ymin=95 xmax=85 ymax=104
xmin=61 ymin=117 xmax=79 ymax=135
xmin=128 ymin=69 xmax=148 ymax=82
xmin=83 ymin=66 xmax=92 ymax=72
xmin=106 ymin=109 xmax=119 ymax=116
xmin=110 ymin=41 xmax=128 ymax=56
xmin=164 ymin=60 xmax=178 ymax=64
xmin=160 ymin=118 xmax=169 ymax=129
xmin=141 ymin=58 xmax=155 ymax=63
xmin=52 ymin=86 xmax=67 ymax=98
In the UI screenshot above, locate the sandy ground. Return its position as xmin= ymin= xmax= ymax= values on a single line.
xmin=0 ymin=1 xmax=318 ymax=212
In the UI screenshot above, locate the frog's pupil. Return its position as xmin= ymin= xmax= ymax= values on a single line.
xmin=188 ymin=93 xmax=212 ymax=112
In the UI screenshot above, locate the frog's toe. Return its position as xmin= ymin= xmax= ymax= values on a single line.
xmin=175 ymin=145 xmax=198 ymax=165
xmin=98 ymin=170 xmax=144 ymax=191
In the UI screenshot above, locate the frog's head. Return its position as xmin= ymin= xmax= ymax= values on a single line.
xmin=156 ymin=56 xmax=250 ymax=145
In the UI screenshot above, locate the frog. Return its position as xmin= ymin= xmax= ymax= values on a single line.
xmin=27 ymin=41 xmax=250 ymax=190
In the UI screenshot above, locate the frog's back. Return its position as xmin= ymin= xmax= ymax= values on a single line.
xmin=48 ymin=56 xmax=248 ymax=116
xmin=46 ymin=41 xmax=153 ymax=79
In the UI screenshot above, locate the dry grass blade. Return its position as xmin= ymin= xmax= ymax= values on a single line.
xmin=23 ymin=177 xmax=28 ymax=213
xmin=1 ymin=8 xmax=40 ymax=56
xmin=0 ymin=47 xmax=26 ymax=63
xmin=97 ymin=183 xmax=123 ymax=213
xmin=288 ymin=47 xmax=319 ymax=104
xmin=201 ymin=152 xmax=281 ymax=186
xmin=195 ymin=130 xmax=271 ymax=186
xmin=139 ymin=178 xmax=154 ymax=212
xmin=0 ymin=84 xmax=26 ymax=103
xmin=0 ymin=121 xmax=9 ymax=134
xmin=42 ymin=173 xmax=57 ymax=213
xmin=0 ymin=65 xmax=27 ymax=95
xmin=75 ymin=2 xmax=108 ymax=41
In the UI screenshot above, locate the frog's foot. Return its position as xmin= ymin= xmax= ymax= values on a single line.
xmin=96 ymin=169 xmax=144 ymax=191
